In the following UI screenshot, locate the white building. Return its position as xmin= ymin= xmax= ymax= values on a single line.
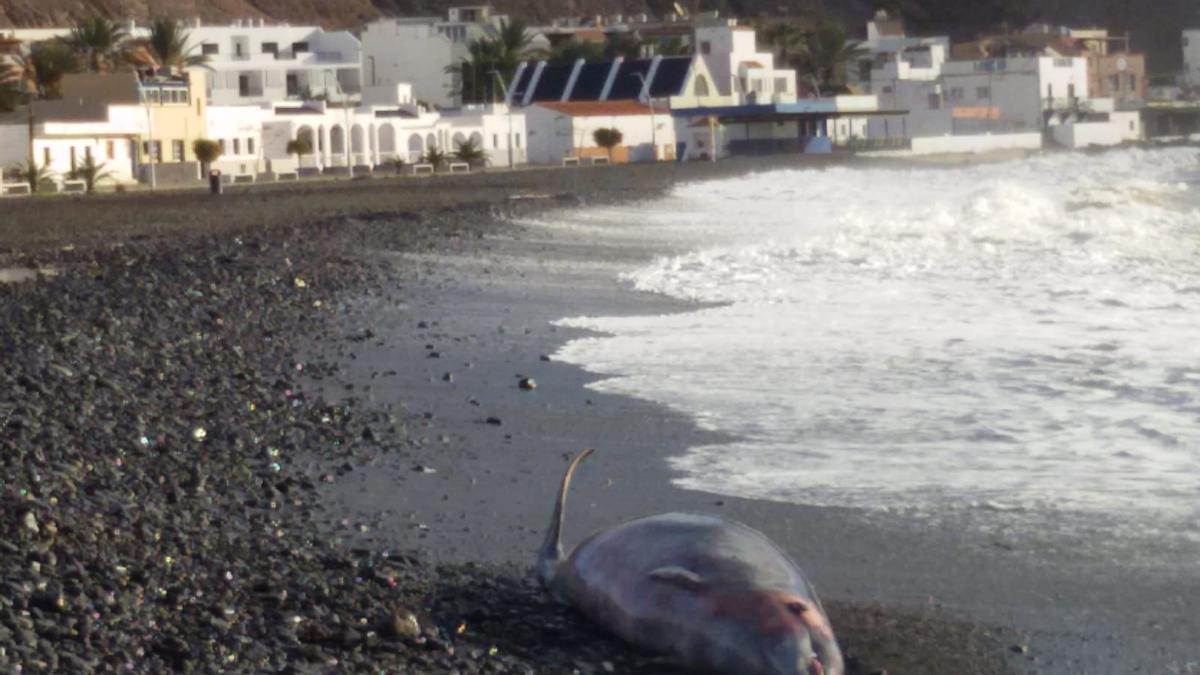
xmin=187 ymin=20 xmax=362 ymax=106
xmin=694 ymin=22 xmax=797 ymax=103
xmin=525 ymin=101 xmax=675 ymax=164
xmin=259 ymin=94 xmax=526 ymax=171
xmin=15 ymin=75 xmax=150 ymax=184
xmin=361 ymin=6 xmax=516 ymax=109
xmin=851 ymin=11 xmax=951 ymax=92
xmin=205 ymin=104 xmax=269 ymax=175
xmin=1183 ymin=30 xmax=1200 ymax=90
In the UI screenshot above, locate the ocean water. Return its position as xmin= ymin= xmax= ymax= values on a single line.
xmin=547 ymin=148 xmax=1200 ymax=546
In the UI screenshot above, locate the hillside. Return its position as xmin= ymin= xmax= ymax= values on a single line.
xmin=0 ymin=0 xmax=1193 ymax=72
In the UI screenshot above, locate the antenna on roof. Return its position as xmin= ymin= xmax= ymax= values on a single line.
xmin=673 ymin=2 xmax=687 ymax=18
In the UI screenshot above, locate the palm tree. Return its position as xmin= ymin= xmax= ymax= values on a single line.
xmin=17 ymin=159 xmax=56 ymax=193
xmin=493 ymin=19 xmax=533 ymax=72
xmin=762 ymin=22 xmax=809 ymax=70
xmin=66 ymin=18 xmax=128 ymax=72
xmin=801 ymin=22 xmax=867 ymax=94
xmin=146 ymin=18 xmax=207 ymax=72
xmin=18 ymin=42 xmax=80 ymax=99
xmin=68 ymin=154 xmax=114 ymax=193
xmin=422 ymin=147 xmax=447 ymax=170
xmin=385 ymin=154 xmax=406 ymax=175
xmin=453 ymin=137 xmax=488 ymax=167
xmin=450 ymin=19 xmax=533 ymax=104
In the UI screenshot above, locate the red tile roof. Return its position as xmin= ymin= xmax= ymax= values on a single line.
xmin=535 ymin=100 xmax=655 ymax=117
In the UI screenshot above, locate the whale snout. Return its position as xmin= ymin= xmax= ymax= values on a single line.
xmin=762 ymin=593 xmax=844 ymax=675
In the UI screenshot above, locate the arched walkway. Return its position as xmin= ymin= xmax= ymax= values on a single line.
xmin=408 ymin=133 xmax=424 ymax=161
xmin=379 ymin=124 xmax=396 ymax=155
xmin=330 ymin=125 xmax=345 ymax=155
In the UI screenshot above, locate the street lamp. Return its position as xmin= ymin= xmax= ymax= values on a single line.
xmin=136 ymin=72 xmax=158 ymax=189
xmin=489 ymin=69 xmax=515 ymax=170
xmin=633 ymin=71 xmax=658 ymax=162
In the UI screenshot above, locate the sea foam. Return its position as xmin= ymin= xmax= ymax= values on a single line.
xmin=549 ymin=148 xmax=1200 ymax=537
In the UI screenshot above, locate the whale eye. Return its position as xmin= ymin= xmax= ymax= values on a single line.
xmin=785 ymin=599 xmax=810 ymax=616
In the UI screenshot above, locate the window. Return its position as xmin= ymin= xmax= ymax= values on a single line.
xmin=84 ymin=146 xmax=92 ymax=161
xmin=774 ymin=77 xmax=788 ymax=93
xmin=262 ymin=42 xmax=278 ymax=56
xmin=493 ymin=133 xmax=498 ymax=148
xmin=927 ymin=93 xmax=941 ymax=109
xmin=233 ymin=138 xmax=241 ymax=154
xmin=219 ymin=139 xmax=226 ymax=154
xmin=142 ymin=140 xmax=162 ymax=162
xmin=292 ymin=42 xmax=309 ymax=54
xmin=43 ymin=148 xmax=51 ymax=165
xmin=1047 ymin=83 xmax=1053 ymax=99
xmin=247 ymin=138 xmax=255 ymax=155
xmin=106 ymin=140 xmax=115 ymax=160
xmin=515 ymin=133 xmax=521 ymax=148
xmin=172 ymin=140 xmax=184 ymax=162
xmin=235 ymin=42 xmax=244 ymax=57
xmin=70 ymin=146 xmax=77 ymax=171
xmin=1109 ymin=74 xmax=1120 ymax=91
xmin=948 ymin=87 xmax=964 ymax=102
xmin=700 ymin=41 xmax=711 ymax=55
xmin=202 ymin=43 xmax=219 ymax=55
xmin=976 ymin=86 xmax=991 ymax=99
xmin=1128 ymin=74 xmax=1137 ymax=90
xmin=881 ymin=85 xmax=893 ymax=94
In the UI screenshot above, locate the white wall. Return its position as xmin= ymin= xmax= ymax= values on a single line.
xmin=910 ymin=132 xmax=1042 ymax=155
xmin=32 ymin=136 xmax=139 ymax=183
xmin=0 ymin=121 xmax=30 ymax=170
xmin=525 ymin=105 xmax=674 ymax=164
xmin=361 ymin=19 xmax=459 ymax=108
xmin=1050 ymin=120 xmax=1128 ymax=148
xmin=206 ymin=105 xmax=268 ymax=174
xmin=1183 ymin=30 xmax=1200 ymax=89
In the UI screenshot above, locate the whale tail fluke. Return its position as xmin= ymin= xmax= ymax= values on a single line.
xmin=536 ymin=448 xmax=594 ymax=589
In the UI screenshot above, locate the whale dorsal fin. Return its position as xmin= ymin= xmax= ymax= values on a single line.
xmin=536 ymin=448 xmax=594 ymax=589
xmin=648 ymin=566 xmax=705 ymax=590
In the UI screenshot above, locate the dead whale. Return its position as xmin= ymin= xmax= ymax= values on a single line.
xmin=537 ymin=448 xmax=844 ymax=675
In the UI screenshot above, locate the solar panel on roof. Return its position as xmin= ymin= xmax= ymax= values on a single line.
xmin=648 ymin=57 xmax=692 ymax=97
xmin=530 ymin=64 xmax=575 ymax=101
xmin=570 ymin=63 xmax=612 ymax=101
xmin=606 ymin=59 xmax=654 ymax=100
